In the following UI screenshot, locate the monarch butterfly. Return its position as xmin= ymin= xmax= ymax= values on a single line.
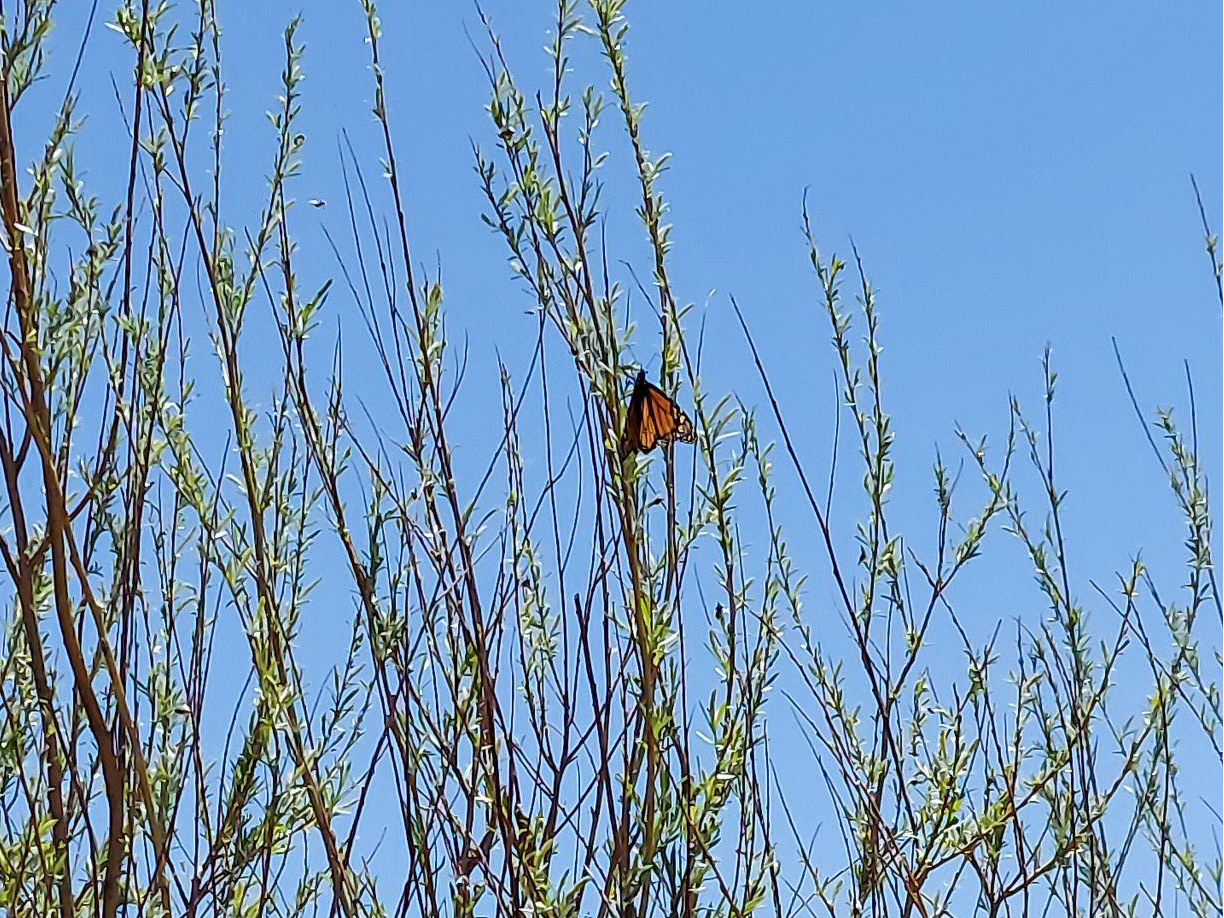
xmin=620 ymin=369 xmax=696 ymax=455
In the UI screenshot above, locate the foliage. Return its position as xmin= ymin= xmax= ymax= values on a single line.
xmin=0 ymin=1 xmax=1218 ymax=916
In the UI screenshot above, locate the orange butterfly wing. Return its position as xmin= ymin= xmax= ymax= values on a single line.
xmin=646 ymin=384 xmax=696 ymax=445
xmin=637 ymin=402 xmax=659 ymax=452
xmin=620 ymin=378 xmax=645 ymax=454
xmin=621 ymin=372 xmax=695 ymax=454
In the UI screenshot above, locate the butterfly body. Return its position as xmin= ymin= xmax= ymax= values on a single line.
xmin=620 ymin=369 xmax=696 ymax=455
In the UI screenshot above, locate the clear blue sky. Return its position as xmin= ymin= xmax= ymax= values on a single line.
xmin=43 ymin=0 xmax=1222 ymax=905
xmin=134 ymin=0 xmax=1219 ymax=578
xmin=55 ymin=0 xmax=1220 ymax=552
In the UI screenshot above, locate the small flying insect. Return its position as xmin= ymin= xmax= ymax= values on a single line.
xmin=620 ymin=369 xmax=696 ymax=455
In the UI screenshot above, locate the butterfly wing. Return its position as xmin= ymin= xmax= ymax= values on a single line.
xmin=622 ymin=372 xmax=696 ymax=454
xmin=654 ymin=384 xmax=696 ymax=445
xmin=645 ymin=383 xmax=696 ymax=447
xmin=620 ymin=375 xmax=647 ymax=454
xmin=636 ymin=404 xmax=659 ymax=452
xmin=634 ymin=379 xmax=660 ymax=452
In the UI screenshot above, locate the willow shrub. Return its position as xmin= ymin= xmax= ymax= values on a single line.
xmin=0 ymin=2 xmax=1219 ymax=916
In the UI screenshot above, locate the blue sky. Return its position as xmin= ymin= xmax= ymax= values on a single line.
xmin=56 ymin=0 xmax=1221 ymax=499
xmin=151 ymin=0 xmax=1222 ymax=577
xmin=39 ymin=0 xmax=1222 ymax=907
